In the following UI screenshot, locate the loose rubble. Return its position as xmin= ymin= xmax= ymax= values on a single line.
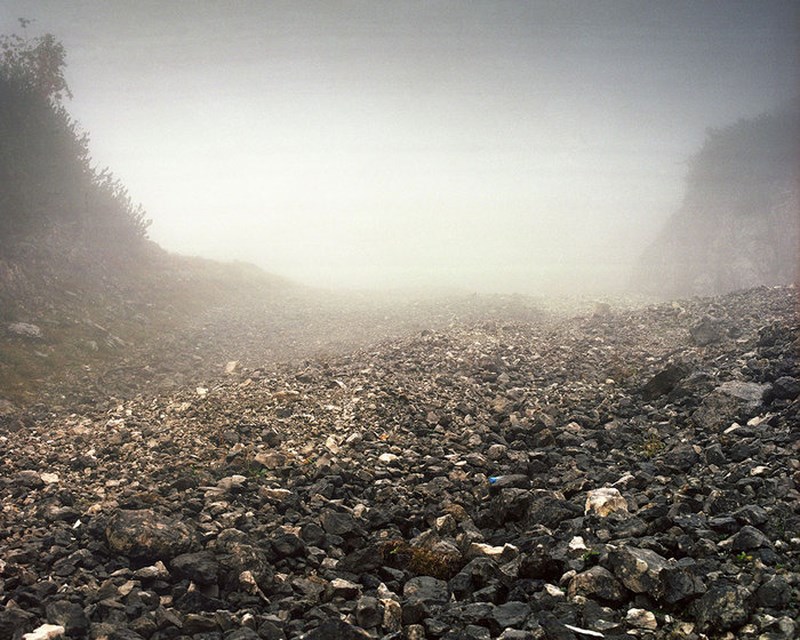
xmin=0 ymin=285 xmax=798 ymax=639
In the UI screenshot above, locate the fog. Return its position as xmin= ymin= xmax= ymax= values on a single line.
xmin=3 ymin=1 xmax=798 ymax=294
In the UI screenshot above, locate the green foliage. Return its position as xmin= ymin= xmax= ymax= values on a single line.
xmin=581 ymin=548 xmax=601 ymax=565
xmin=0 ymin=26 xmax=150 ymax=254
xmin=686 ymin=102 xmax=800 ymax=209
xmin=0 ymin=25 xmax=71 ymax=105
xmin=639 ymin=432 xmax=664 ymax=459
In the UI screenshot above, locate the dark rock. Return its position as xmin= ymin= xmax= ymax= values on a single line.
xmin=692 ymin=583 xmax=752 ymax=632
xmin=641 ymin=363 xmax=688 ymax=400
xmin=607 ymin=546 xmax=668 ymax=594
xmin=661 ymin=443 xmax=700 ymax=472
xmin=487 ymin=474 xmax=531 ymax=491
xmin=183 ymin=613 xmax=219 ymax=634
xmin=320 ymin=509 xmax=361 ymax=536
xmin=690 ymin=316 xmax=724 ymax=346
xmin=105 ymin=509 xmax=197 ymax=561
xmin=0 ymin=607 xmax=37 ymax=639
xmin=403 ymin=575 xmax=451 ymax=624
xmin=568 ymin=566 xmax=628 ymax=603
xmin=176 ymin=589 xmax=226 ymax=613
xmin=337 ymin=545 xmax=384 ymax=573
xmin=303 ymin=618 xmax=372 ymax=639
xmin=45 ymin=600 xmax=89 ymax=636
xmin=210 ymin=529 xmax=274 ymax=591
xmin=771 ymin=375 xmax=800 ymax=400
xmin=354 ymin=596 xmax=382 ymax=629
xmin=527 ymin=492 xmax=582 ymax=529
xmin=490 ymin=600 xmax=531 ymax=630
xmin=270 ymin=533 xmax=306 ymax=558
xmin=225 ymin=628 xmax=262 ymax=640
xmin=730 ymin=525 xmax=772 ymax=551
xmin=489 ymin=488 xmax=531 ymax=524
xmin=756 ymin=575 xmax=792 ymax=608
xmin=518 ymin=547 xmax=565 ymax=580
xmin=171 ymin=551 xmax=220 ymax=585
xmin=658 ymin=558 xmax=706 ymax=605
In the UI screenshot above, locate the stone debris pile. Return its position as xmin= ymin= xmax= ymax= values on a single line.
xmin=0 ymin=285 xmax=798 ymax=639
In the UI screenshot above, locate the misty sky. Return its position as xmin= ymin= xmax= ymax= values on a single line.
xmin=3 ymin=1 xmax=799 ymax=293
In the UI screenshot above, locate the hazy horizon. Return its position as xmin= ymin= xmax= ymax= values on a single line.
xmin=3 ymin=1 xmax=798 ymax=295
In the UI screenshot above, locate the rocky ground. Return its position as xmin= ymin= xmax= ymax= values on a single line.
xmin=0 ymin=285 xmax=798 ymax=640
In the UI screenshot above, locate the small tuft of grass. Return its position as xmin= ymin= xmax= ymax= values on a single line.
xmin=640 ymin=432 xmax=665 ymax=459
xmin=381 ymin=540 xmax=464 ymax=580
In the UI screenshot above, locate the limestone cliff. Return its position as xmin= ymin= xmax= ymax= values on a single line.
xmin=633 ymin=104 xmax=799 ymax=296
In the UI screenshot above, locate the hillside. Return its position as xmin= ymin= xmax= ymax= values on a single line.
xmin=0 ymin=285 xmax=798 ymax=640
xmin=0 ymin=31 xmax=545 ymax=406
xmin=633 ymin=104 xmax=800 ymax=297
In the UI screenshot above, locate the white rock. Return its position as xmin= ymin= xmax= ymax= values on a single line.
xmin=466 ymin=542 xmax=519 ymax=562
xmin=8 ymin=322 xmax=43 ymax=339
xmin=261 ymin=488 xmax=293 ymax=502
xmin=626 ymin=608 xmax=658 ymax=630
xmin=23 ymin=623 xmax=65 ymax=639
xmin=40 ymin=472 xmax=59 ymax=484
xmin=378 ymin=453 xmax=399 ymax=464
xmin=568 ymin=536 xmax=588 ymax=552
xmin=216 ymin=475 xmax=247 ymax=490
xmin=585 ymin=487 xmax=629 ymax=517
xmin=544 ymin=583 xmax=565 ymax=599
xmin=324 ymin=435 xmax=340 ymax=454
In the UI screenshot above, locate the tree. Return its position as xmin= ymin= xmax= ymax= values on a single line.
xmin=0 ymin=25 xmax=150 ymax=254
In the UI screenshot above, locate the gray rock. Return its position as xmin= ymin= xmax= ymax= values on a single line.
xmin=693 ymin=583 xmax=752 ymax=632
xmin=302 ymin=618 xmax=372 ymax=639
xmin=45 ymin=600 xmax=89 ymax=636
xmin=641 ymin=363 xmax=688 ymax=399
xmin=607 ymin=546 xmax=668 ymax=594
xmin=105 ymin=509 xmax=197 ymax=561
xmin=658 ymin=558 xmax=706 ymax=605
xmin=690 ymin=316 xmax=724 ymax=346
xmin=490 ymin=601 xmax=531 ymax=630
xmin=403 ymin=575 xmax=451 ymax=624
xmin=757 ymin=616 xmax=796 ymax=640
xmin=772 ymin=375 xmax=800 ymax=400
xmin=320 ymin=509 xmax=361 ymax=536
xmin=567 ymin=565 xmax=628 ymax=603
xmin=730 ymin=525 xmax=772 ymax=551
xmin=693 ymin=381 xmax=770 ymax=430
xmin=756 ymin=575 xmax=792 ymax=608
xmin=355 ymin=596 xmax=382 ymax=629
xmin=7 ymin=322 xmax=43 ymax=339
xmin=171 ymin=550 xmax=220 ymax=585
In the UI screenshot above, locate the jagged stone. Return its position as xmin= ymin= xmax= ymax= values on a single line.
xmin=692 ymin=583 xmax=753 ymax=632
xmin=402 ymin=576 xmax=451 ymax=624
xmin=585 ymin=487 xmax=628 ymax=517
xmin=105 ymin=509 xmax=197 ymax=561
xmin=567 ymin=566 xmax=628 ymax=603
xmin=171 ymin=551 xmax=220 ymax=585
xmin=607 ymin=546 xmax=668 ymax=594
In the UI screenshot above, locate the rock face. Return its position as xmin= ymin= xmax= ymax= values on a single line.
xmin=633 ymin=104 xmax=800 ymax=297
xmin=0 ymin=285 xmax=798 ymax=639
